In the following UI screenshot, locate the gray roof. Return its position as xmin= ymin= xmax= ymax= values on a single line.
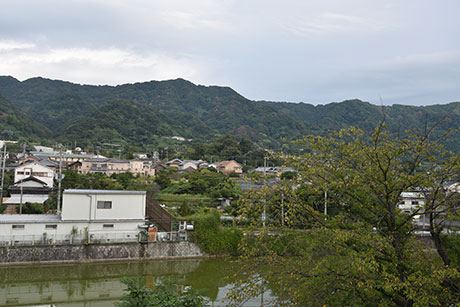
xmin=0 ymin=214 xmax=60 ymax=224
xmin=4 ymin=194 xmax=50 ymax=204
xmin=30 ymin=151 xmax=97 ymax=159
xmin=64 ymin=189 xmax=146 ymax=195
xmin=84 ymin=157 xmax=110 ymax=163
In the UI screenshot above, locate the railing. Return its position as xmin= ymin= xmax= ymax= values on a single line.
xmin=0 ymin=231 xmax=190 ymax=247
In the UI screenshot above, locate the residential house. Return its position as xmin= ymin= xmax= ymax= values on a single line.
xmin=133 ymin=153 xmax=148 ymax=159
xmin=82 ymin=158 xmax=155 ymax=177
xmin=68 ymin=161 xmax=82 ymax=173
xmin=152 ymin=161 xmax=167 ymax=172
xmin=33 ymin=145 xmax=54 ymax=153
xmin=30 ymin=151 xmax=98 ymax=166
xmin=166 ymin=159 xmax=183 ymax=169
xmin=216 ymin=160 xmax=243 ymax=174
xmin=398 ymin=192 xmax=425 ymax=214
xmin=129 ymin=159 xmax=155 ymax=177
xmin=14 ymin=162 xmax=55 ymax=188
xmin=251 ymin=166 xmax=296 ymax=176
xmin=0 ymin=189 xmax=146 ymax=244
xmin=3 ymin=177 xmax=53 ymax=212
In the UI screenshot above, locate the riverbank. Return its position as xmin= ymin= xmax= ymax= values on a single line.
xmin=0 ymin=242 xmax=205 ymax=265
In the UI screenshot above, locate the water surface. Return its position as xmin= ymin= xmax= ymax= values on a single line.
xmin=0 ymin=258 xmax=274 ymax=306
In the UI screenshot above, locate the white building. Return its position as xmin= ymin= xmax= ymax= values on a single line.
xmin=14 ymin=162 xmax=55 ymax=188
xmin=398 ymin=192 xmax=425 ymax=214
xmin=0 ymin=189 xmax=146 ymax=245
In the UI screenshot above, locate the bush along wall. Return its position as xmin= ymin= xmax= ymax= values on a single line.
xmin=188 ymin=210 xmax=242 ymax=256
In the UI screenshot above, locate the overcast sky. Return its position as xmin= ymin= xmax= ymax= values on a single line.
xmin=0 ymin=0 xmax=459 ymax=106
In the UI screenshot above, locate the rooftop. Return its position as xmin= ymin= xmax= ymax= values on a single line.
xmin=64 ymin=189 xmax=146 ymax=195
xmin=0 ymin=214 xmax=60 ymax=224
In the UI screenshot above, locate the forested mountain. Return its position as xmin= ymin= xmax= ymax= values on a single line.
xmin=0 ymin=94 xmax=50 ymax=141
xmin=0 ymin=75 xmax=459 ymax=152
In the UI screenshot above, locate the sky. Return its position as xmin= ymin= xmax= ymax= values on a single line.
xmin=0 ymin=0 xmax=459 ymax=106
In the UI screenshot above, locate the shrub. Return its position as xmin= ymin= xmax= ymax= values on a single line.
xmin=17 ymin=202 xmax=45 ymax=214
xmin=189 ymin=210 xmax=242 ymax=255
xmin=117 ymin=278 xmax=206 ymax=307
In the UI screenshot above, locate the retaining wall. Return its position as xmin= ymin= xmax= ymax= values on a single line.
xmin=0 ymin=242 xmax=204 ymax=265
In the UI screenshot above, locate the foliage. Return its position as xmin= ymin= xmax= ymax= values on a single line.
xmin=116 ymin=277 xmax=206 ymax=307
xmin=159 ymin=168 xmax=240 ymax=199
xmin=4 ymin=76 xmax=460 ymax=153
xmin=233 ymin=123 xmax=460 ymax=306
xmin=17 ymin=202 xmax=45 ymax=214
xmin=189 ymin=210 xmax=242 ymax=255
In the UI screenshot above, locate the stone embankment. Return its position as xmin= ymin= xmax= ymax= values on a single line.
xmin=0 ymin=242 xmax=204 ymax=265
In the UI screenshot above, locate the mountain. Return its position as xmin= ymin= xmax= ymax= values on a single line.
xmin=0 ymin=75 xmax=459 ymax=152
xmin=0 ymin=94 xmax=50 ymax=141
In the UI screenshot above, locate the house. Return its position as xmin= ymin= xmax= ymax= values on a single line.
xmin=68 ymin=161 xmax=82 ymax=173
xmin=33 ymin=145 xmax=54 ymax=153
xmin=166 ymin=158 xmax=183 ymax=168
xmin=0 ymin=189 xmax=146 ymax=244
xmin=216 ymin=160 xmax=243 ymax=174
xmin=152 ymin=161 xmax=168 ymax=172
xmin=398 ymin=192 xmax=425 ymax=214
xmin=3 ymin=177 xmax=53 ymax=212
xmin=81 ymin=158 xmax=155 ymax=177
xmin=14 ymin=162 xmax=55 ymax=188
xmin=178 ymin=160 xmax=207 ymax=172
xmin=81 ymin=158 xmax=130 ymax=176
xmin=29 ymin=151 xmax=98 ymax=166
xmin=133 ymin=153 xmax=148 ymax=159
xmin=251 ymin=166 xmax=296 ymax=176
xmin=129 ymin=159 xmax=155 ymax=177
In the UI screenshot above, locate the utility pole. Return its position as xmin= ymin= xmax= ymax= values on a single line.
xmin=0 ymin=143 xmax=6 ymax=204
xmin=56 ymin=145 xmax=63 ymax=216
xmin=263 ymin=157 xmax=268 ymax=176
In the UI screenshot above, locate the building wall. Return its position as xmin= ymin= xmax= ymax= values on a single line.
xmin=61 ymin=192 xmax=146 ymax=221
xmin=0 ymin=220 xmax=143 ymax=239
xmin=14 ymin=163 xmax=55 ymax=187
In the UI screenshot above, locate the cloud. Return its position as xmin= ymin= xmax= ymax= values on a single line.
xmin=0 ymin=40 xmax=35 ymax=51
xmin=283 ymin=12 xmax=394 ymax=36
xmin=0 ymin=42 xmax=205 ymax=85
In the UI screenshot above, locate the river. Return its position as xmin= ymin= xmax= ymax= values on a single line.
xmin=0 ymin=258 xmax=275 ymax=306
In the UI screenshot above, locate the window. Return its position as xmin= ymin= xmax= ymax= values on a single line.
xmin=412 ymin=201 xmax=419 ymax=205
xmin=103 ymin=224 xmax=114 ymax=228
xmin=45 ymin=224 xmax=57 ymax=229
xmin=97 ymin=201 xmax=112 ymax=209
xmin=17 ymin=171 xmax=24 ymax=175
xmin=12 ymin=225 xmax=25 ymax=229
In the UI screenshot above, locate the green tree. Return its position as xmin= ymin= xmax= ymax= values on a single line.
xmin=232 ymin=124 xmax=460 ymax=306
xmin=117 ymin=278 xmax=206 ymax=307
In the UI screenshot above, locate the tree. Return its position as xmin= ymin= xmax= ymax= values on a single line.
xmin=117 ymin=278 xmax=206 ymax=307
xmin=231 ymin=123 xmax=460 ymax=306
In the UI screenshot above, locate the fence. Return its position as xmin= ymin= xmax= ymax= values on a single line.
xmin=0 ymin=231 xmax=190 ymax=247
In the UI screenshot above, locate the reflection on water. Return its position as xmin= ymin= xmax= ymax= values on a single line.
xmin=0 ymin=258 xmax=274 ymax=306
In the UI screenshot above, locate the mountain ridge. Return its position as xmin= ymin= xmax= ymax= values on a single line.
xmin=0 ymin=75 xmax=459 ymax=152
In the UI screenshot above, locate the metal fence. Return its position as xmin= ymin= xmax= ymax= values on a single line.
xmin=0 ymin=231 xmax=190 ymax=247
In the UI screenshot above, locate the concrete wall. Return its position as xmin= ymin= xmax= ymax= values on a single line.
xmin=0 ymin=242 xmax=204 ymax=264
